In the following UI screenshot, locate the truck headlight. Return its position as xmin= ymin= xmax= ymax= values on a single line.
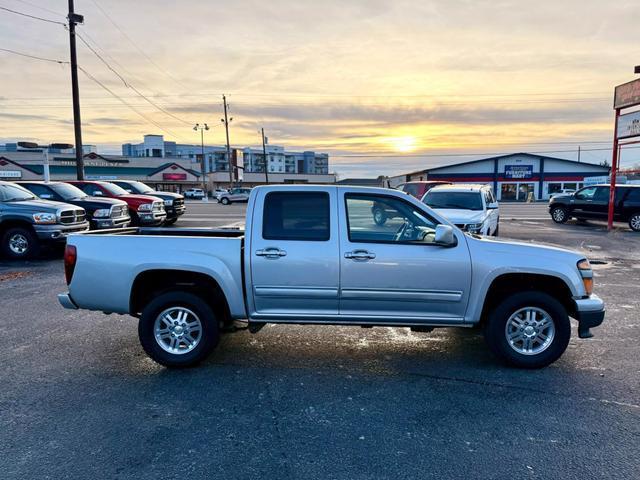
xmin=93 ymin=208 xmax=110 ymax=218
xmin=138 ymin=203 xmax=153 ymax=212
xmin=577 ymin=259 xmax=593 ymax=295
xmin=466 ymin=223 xmax=483 ymax=232
xmin=164 ymin=199 xmax=173 ymax=206
xmin=32 ymin=213 xmax=57 ymax=224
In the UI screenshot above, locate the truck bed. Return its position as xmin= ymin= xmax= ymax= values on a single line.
xmin=65 ymin=227 xmax=247 ymax=318
xmin=78 ymin=226 xmax=245 ymax=238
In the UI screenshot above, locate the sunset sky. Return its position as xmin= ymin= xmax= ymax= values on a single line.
xmin=1 ymin=0 xmax=639 ymax=177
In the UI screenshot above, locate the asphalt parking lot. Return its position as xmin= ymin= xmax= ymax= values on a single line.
xmin=0 ymin=203 xmax=638 ymax=479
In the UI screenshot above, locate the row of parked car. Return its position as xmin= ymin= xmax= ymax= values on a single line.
xmin=183 ymin=187 xmax=252 ymax=205
xmin=0 ymin=179 xmax=186 ymax=259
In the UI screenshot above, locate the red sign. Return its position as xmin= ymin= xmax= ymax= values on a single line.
xmin=163 ymin=173 xmax=187 ymax=181
xmin=614 ymin=78 xmax=640 ymax=109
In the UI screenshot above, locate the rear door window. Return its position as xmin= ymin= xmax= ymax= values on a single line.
xmin=263 ymin=192 xmax=330 ymax=241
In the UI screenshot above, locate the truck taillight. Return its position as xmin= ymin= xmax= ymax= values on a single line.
xmin=64 ymin=244 xmax=77 ymax=285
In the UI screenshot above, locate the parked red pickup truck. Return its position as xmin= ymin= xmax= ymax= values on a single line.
xmin=67 ymin=181 xmax=166 ymax=226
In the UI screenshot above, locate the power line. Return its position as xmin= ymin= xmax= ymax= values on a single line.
xmin=77 ymin=65 xmax=189 ymax=142
xmin=0 ymin=47 xmax=68 ymax=64
xmin=10 ymin=0 xmax=66 ymax=18
xmin=88 ymin=0 xmax=189 ymax=91
xmin=0 ymin=5 xmax=66 ymax=25
xmin=75 ymin=31 xmax=194 ymax=126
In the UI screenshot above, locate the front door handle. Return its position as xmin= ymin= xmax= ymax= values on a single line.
xmin=256 ymin=247 xmax=287 ymax=259
xmin=344 ymin=250 xmax=376 ymax=260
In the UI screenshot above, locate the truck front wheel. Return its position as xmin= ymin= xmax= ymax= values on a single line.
xmin=483 ymin=291 xmax=570 ymax=369
xmin=1 ymin=226 xmax=39 ymax=260
xmin=138 ymin=291 xmax=220 ymax=368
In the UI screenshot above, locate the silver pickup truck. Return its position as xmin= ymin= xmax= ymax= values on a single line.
xmin=59 ymin=185 xmax=605 ymax=368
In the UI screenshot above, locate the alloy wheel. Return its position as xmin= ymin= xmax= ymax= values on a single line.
xmin=504 ymin=307 xmax=555 ymax=356
xmin=153 ymin=306 xmax=203 ymax=355
xmin=8 ymin=233 xmax=29 ymax=255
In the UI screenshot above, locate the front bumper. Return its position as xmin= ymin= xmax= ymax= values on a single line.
xmin=573 ymin=293 xmax=605 ymax=338
xmin=138 ymin=211 xmax=167 ymax=225
xmin=91 ymin=215 xmax=131 ymax=230
xmin=165 ymin=205 xmax=186 ymax=219
xmin=34 ymin=222 xmax=90 ymax=241
xmin=58 ymin=293 xmax=78 ymax=310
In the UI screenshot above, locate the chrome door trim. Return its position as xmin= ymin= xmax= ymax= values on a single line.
xmin=340 ymin=288 xmax=463 ymax=302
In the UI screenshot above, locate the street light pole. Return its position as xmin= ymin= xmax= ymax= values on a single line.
xmin=221 ymin=95 xmax=233 ymax=187
xmin=261 ymin=128 xmax=269 ymax=184
xmin=193 ymin=123 xmax=210 ymax=196
xmin=18 ymin=142 xmax=74 ymax=184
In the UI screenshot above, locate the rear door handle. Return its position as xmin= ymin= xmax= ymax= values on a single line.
xmin=344 ymin=250 xmax=376 ymax=260
xmin=256 ymin=248 xmax=287 ymax=258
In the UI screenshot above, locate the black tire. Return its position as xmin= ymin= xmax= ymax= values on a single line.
xmin=164 ymin=218 xmax=178 ymax=226
xmin=493 ymin=223 xmax=499 ymax=236
xmin=483 ymin=291 xmax=570 ymax=369
xmin=138 ymin=291 xmax=220 ymax=368
xmin=628 ymin=212 xmax=640 ymax=232
xmin=550 ymin=206 xmax=569 ymax=224
xmin=129 ymin=211 xmax=140 ymax=227
xmin=372 ymin=208 xmax=387 ymax=226
xmin=1 ymin=226 xmax=40 ymax=260
xmin=221 ymin=197 xmax=230 ymax=205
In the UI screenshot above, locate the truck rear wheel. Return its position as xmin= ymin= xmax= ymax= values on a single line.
xmin=483 ymin=291 xmax=570 ymax=368
xmin=629 ymin=213 xmax=640 ymax=232
xmin=138 ymin=291 xmax=220 ymax=368
xmin=1 ymin=226 xmax=39 ymax=260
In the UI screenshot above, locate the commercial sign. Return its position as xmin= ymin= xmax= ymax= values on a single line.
xmin=504 ymin=165 xmax=533 ymax=179
xmin=614 ymin=78 xmax=640 ymax=109
xmin=86 ymin=175 xmax=118 ymax=180
xmin=584 ymin=175 xmax=627 ymax=186
xmin=0 ymin=170 xmax=22 ymax=178
xmin=617 ymin=110 xmax=640 ymax=139
xmin=163 ymin=173 xmax=187 ymax=181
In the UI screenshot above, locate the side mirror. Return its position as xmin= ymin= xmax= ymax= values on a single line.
xmin=434 ymin=224 xmax=456 ymax=247
xmin=487 ymin=202 xmax=499 ymax=209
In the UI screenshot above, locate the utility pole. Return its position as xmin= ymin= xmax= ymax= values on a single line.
xmin=67 ymin=0 xmax=85 ymax=180
xmin=193 ymin=123 xmax=210 ymax=194
xmin=577 ymin=146 xmax=581 ymax=162
xmin=221 ymin=95 xmax=233 ymax=186
xmin=261 ymin=128 xmax=269 ymax=184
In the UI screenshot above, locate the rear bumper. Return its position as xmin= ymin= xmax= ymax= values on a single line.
xmin=58 ymin=293 xmax=78 ymax=310
xmin=34 ymin=222 xmax=90 ymax=241
xmin=573 ymin=293 xmax=605 ymax=338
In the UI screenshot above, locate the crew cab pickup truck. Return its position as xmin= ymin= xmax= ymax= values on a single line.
xmin=59 ymin=185 xmax=605 ymax=369
xmin=0 ymin=181 xmax=89 ymax=259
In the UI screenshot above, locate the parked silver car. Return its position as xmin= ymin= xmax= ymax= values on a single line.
xmin=217 ymin=187 xmax=251 ymax=205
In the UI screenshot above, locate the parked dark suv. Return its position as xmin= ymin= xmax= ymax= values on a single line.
xmin=18 ymin=181 xmax=130 ymax=230
xmin=111 ymin=180 xmax=185 ymax=225
xmin=0 ymin=181 xmax=89 ymax=259
xmin=549 ymin=184 xmax=640 ymax=231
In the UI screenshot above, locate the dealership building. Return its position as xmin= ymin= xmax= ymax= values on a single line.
xmin=393 ymin=153 xmax=611 ymax=201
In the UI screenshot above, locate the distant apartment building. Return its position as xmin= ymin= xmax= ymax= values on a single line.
xmin=122 ymin=134 xmax=329 ymax=175
xmin=242 ymin=146 xmax=329 ymax=174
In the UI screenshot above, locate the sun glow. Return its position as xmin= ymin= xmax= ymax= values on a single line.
xmin=391 ymin=136 xmax=417 ymax=153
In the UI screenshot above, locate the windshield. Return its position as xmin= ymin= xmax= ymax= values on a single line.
xmin=50 ymin=183 xmax=87 ymax=200
xmin=100 ymin=183 xmax=130 ymax=196
xmin=122 ymin=181 xmax=154 ymax=194
xmin=0 ymin=183 xmax=36 ymax=201
xmin=423 ymin=191 xmax=484 ymax=211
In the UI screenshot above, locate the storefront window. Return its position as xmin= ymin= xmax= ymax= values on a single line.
xmin=548 ymin=183 xmax=562 ymax=194
xmin=564 ymin=183 xmax=577 ymax=191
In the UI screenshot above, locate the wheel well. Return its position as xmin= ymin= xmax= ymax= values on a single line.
xmin=130 ymin=269 xmax=232 ymax=326
xmin=0 ymin=220 xmax=35 ymax=237
xmin=480 ymin=273 xmax=575 ymax=323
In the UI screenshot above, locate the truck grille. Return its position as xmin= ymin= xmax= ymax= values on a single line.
xmin=59 ymin=209 xmax=86 ymax=225
xmin=110 ymin=205 xmax=128 ymax=218
xmin=173 ymin=198 xmax=184 ymax=208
